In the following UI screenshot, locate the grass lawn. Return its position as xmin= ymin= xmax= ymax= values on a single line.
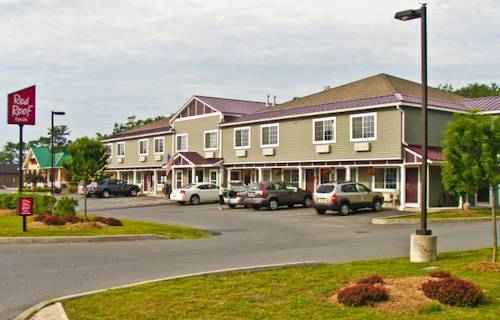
xmin=0 ymin=210 xmax=209 ymax=239
xmin=62 ymin=249 xmax=499 ymax=320
xmin=390 ymin=208 xmax=497 ymax=220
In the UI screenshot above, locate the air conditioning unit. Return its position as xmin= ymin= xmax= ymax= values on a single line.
xmin=262 ymin=148 xmax=275 ymax=156
xmin=154 ymin=154 xmax=162 ymax=161
xmin=354 ymin=142 xmax=371 ymax=152
xmin=139 ymin=156 xmax=147 ymax=162
xmin=117 ymin=157 xmax=123 ymax=163
xmin=205 ymin=151 xmax=215 ymax=158
xmin=315 ymin=145 xmax=330 ymax=154
xmin=235 ymin=149 xmax=247 ymax=157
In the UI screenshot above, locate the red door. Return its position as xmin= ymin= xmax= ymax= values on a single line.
xmin=306 ymin=169 xmax=315 ymax=192
xmin=406 ymin=168 xmax=418 ymax=203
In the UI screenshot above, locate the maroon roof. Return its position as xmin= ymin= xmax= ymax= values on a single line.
xmin=223 ymin=95 xmax=400 ymax=124
xmin=465 ymin=96 xmax=500 ymax=112
xmin=195 ymin=96 xmax=267 ymax=115
xmin=407 ymin=145 xmax=444 ymax=161
xmin=399 ymin=94 xmax=470 ymax=111
xmin=178 ymin=152 xmax=223 ymax=165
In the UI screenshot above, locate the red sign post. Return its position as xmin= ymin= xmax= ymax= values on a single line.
xmin=8 ymin=85 xmax=36 ymax=232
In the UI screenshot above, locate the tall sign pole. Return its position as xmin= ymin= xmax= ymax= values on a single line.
xmin=7 ymin=85 xmax=36 ymax=232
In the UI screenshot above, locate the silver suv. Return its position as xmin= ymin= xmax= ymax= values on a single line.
xmin=313 ymin=182 xmax=384 ymax=215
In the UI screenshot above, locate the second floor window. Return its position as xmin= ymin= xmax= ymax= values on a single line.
xmin=313 ymin=117 xmax=336 ymax=143
xmin=261 ymin=124 xmax=279 ymax=147
xmin=204 ymin=130 xmax=218 ymax=150
xmin=106 ymin=144 xmax=112 ymax=157
xmin=154 ymin=138 xmax=164 ymax=154
xmin=176 ymin=134 xmax=188 ymax=152
xmin=350 ymin=113 xmax=376 ymax=141
xmin=117 ymin=143 xmax=125 ymax=157
xmin=139 ymin=140 xmax=148 ymax=155
xmin=234 ymin=127 xmax=250 ymax=149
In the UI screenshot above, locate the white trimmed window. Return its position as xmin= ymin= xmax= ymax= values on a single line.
xmin=313 ymin=117 xmax=336 ymax=144
xmin=106 ymin=144 xmax=112 ymax=157
xmin=116 ymin=142 xmax=125 ymax=157
xmin=176 ymin=134 xmax=188 ymax=152
xmin=204 ymin=130 xmax=218 ymax=150
xmin=138 ymin=139 xmax=148 ymax=156
xmin=260 ymin=123 xmax=279 ymax=147
xmin=230 ymin=171 xmax=241 ymax=181
xmin=350 ymin=112 xmax=377 ymax=142
xmin=374 ymin=168 xmax=397 ymax=190
xmin=154 ymin=137 xmax=164 ymax=154
xmin=234 ymin=127 xmax=250 ymax=149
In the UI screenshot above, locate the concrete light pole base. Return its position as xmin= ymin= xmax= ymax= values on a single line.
xmin=410 ymin=233 xmax=437 ymax=263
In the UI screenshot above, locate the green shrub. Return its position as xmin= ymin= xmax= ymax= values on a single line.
xmin=68 ymin=185 xmax=78 ymax=193
xmin=422 ymin=303 xmax=443 ymax=314
xmin=53 ymin=197 xmax=78 ymax=218
xmin=0 ymin=193 xmax=56 ymax=214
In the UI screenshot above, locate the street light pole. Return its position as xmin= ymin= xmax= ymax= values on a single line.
xmin=51 ymin=111 xmax=66 ymax=196
xmin=395 ymin=3 xmax=436 ymax=262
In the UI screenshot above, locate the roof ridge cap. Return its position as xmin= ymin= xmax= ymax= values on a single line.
xmin=195 ymin=95 xmax=265 ymax=104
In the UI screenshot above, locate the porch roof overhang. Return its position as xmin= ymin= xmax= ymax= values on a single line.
xmin=166 ymin=152 xmax=224 ymax=168
xmin=404 ymin=145 xmax=444 ymax=164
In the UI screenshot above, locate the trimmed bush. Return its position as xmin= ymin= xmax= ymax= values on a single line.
xmin=430 ymin=270 xmax=452 ymax=278
xmin=337 ymin=284 xmax=389 ymax=306
xmin=94 ymin=216 xmax=123 ymax=226
xmin=64 ymin=216 xmax=82 ymax=224
xmin=356 ymin=274 xmax=384 ymax=285
xmin=0 ymin=193 xmax=56 ymax=214
xmin=421 ymin=277 xmax=484 ymax=307
xmin=43 ymin=215 xmax=66 ymax=226
xmin=34 ymin=214 xmax=50 ymax=222
xmin=53 ymin=197 xmax=78 ymax=218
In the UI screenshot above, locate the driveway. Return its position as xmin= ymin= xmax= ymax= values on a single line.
xmin=0 ymin=203 xmax=494 ymax=319
xmin=70 ymin=195 xmax=174 ymax=212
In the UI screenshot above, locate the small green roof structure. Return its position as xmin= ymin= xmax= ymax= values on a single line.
xmin=24 ymin=147 xmax=71 ymax=169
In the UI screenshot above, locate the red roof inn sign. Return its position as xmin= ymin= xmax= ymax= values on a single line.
xmin=8 ymin=85 xmax=36 ymax=125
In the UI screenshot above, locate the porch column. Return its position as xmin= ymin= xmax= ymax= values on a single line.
xmin=345 ymin=166 xmax=351 ymax=181
xmin=172 ymin=169 xmax=176 ymax=190
xmin=116 ymin=171 xmax=120 ymax=180
xmin=219 ymin=168 xmax=225 ymax=186
xmin=258 ymin=168 xmax=263 ymax=182
xmin=191 ymin=167 xmax=196 ymax=183
xmin=153 ymin=170 xmax=158 ymax=196
xmin=399 ymin=165 xmax=406 ymax=211
xmin=298 ymin=167 xmax=304 ymax=189
xmin=133 ymin=171 xmax=137 ymax=185
xmin=57 ymin=169 xmax=62 ymax=188
xmin=227 ymin=168 xmax=232 ymax=187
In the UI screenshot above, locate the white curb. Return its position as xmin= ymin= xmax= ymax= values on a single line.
xmin=14 ymin=261 xmax=322 ymax=320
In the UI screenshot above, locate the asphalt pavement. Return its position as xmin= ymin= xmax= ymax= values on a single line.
xmin=0 ymin=201 xmax=495 ymax=319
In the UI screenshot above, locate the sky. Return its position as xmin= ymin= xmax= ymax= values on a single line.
xmin=1 ymin=0 xmax=499 ymax=146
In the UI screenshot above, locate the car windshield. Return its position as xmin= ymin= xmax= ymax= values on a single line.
xmin=316 ymin=185 xmax=335 ymax=193
xmin=231 ymin=183 xmax=247 ymax=192
xmin=182 ymin=184 xmax=196 ymax=189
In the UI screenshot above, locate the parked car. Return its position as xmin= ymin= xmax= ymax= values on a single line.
xmin=77 ymin=181 xmax=97 ymax=195
xmin=87 ymin=179 xmax=140 ymax=198
xmin=313 ymin=182 xmax=384 ymax=215
xmin=170 ymin=183 xmax=219 ymax=205
xmin=224 ymin=181 xmax=249 ymax=209
xmin=245 ymin=181 xmax=312 ymax=211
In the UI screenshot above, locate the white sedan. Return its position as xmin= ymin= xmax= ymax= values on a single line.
xmin=170 ymin=183 xmax=220 ymax=205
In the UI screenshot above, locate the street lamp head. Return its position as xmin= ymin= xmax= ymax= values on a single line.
xmin=395 ymin=8 xmax=422 ymax=21
xmin=52 ymin=111 xmax=66 ymax=116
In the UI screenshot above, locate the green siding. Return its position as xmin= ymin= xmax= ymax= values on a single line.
xmin=403 ymin=107 xmax=454 ymax=147
xmin=222 ymin=107 xmax=402 ymax=164
xmin=107 ymin=134 xmax=172 ymax=168
xmin=173 ymin=115 xmax=221 ymax=156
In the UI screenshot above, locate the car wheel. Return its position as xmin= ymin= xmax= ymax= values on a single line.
xmin=252 ymin=205 xmax=260 ymax=210
xmin=316 ymin=208 xmax=326 ymax=215
xmin=339 ymin=202 xmax=350 ymax=216
xmin=303 ymin=196 xmax=312 ymax=208
xmin=372 ymin=199 xmax=382 ymax=212
xmin=189 ymin=195 xmax=200 ymax=205
xmin=228 ymin=204 xmax=236 ymax=209
xmin=130 ymin=189 xmax=138 ymax=197
xmin=268 ymin=198 xmax=279 ymax=211
xmin=102 ymin=190 xmax=110 ymax=198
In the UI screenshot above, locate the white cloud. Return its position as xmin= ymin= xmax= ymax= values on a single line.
xmin=1 ymin=0 xmax=498 ymax=145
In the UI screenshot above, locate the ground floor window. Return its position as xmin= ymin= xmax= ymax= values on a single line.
xmin=350 ymin=168 xmax=358 ymax=182
xmin=374 ymin=168 xmax=397 ymax=190
xmin=210 ymin=170 xmax=218 ymax=185
xmin=336 ymin=168 xmax=346 ymax=181
xmin=262 ymin=169 xmax=271 ymax=182
xmin=230 ymin=170 xmax=241 ymax=181
xmin=284 ymin=169 xmax=299 ymax=187
xmin=176 ymin=171 xmax=183 ymax=189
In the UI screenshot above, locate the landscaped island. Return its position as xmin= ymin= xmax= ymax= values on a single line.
xmin=0 ymin=209 xmax=209 ymax=239
xmin=62 ymin=249 xmax=499 ymax=319
xmin=390 ymin=208 xmax=497 ymax=220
